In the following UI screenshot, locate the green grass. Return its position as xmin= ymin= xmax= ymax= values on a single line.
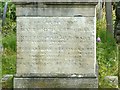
xmin=118 ymin=45 xmax=120 ymax=88
xmin=2 ymin=51 xmax=16 ymax=75
xmin=2 ymin=32 xmax=16 ymax=88
xmin=97 ymin=19 xmax=118 ymax=88
xmin=2 ymin=32 xmax=16 ymax=75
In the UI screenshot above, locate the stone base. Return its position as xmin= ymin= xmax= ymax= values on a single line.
xmin=14 ymin=77 xmax=98 ymax=88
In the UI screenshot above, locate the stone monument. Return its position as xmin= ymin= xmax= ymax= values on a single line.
xmin=12 ymin=0 xmax=98 ymax=88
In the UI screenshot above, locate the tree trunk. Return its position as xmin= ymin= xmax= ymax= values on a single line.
xmin=97 ymin=0 xmax=103 ymax=20
xmin=105 ymin=2 xmax=113 ymax=36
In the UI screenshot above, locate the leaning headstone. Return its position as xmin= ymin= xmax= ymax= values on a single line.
xmin=13 ymin=0 xmax=98 ymax=88
xmin=1 ymin=75 xmax=13 ymax=88
xmin=1 ymin=75 xmax=13 ymax=82
xmin=105 ymin=76 xmax=118 ymax=87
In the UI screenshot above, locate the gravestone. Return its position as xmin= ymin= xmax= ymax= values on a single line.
xmin=13 ymin=0 xmax=98 ymax=88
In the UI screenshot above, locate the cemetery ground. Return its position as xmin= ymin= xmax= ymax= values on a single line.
xmin=1 ymin=3 xmax=119 ymax=88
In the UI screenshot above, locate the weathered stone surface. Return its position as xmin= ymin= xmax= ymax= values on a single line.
xmin=14 ymin=77 xmax=98 ymax=88
xmin=1 ymin=75 xmax=13 ymax=82
xmin=16 ymin=17 xmax=96 ymax=77
xmin=12 ymin=0 xmax=98 ymax=3
xmin=16 ymin=5 xmax=95 ymax=17
xmin=1 ymin=74 xmax=13 ymax=89
xmin=14 ymin=1 xmax=98 ymax=88
xmin=15 ymin=1 xmax=96 ymax=17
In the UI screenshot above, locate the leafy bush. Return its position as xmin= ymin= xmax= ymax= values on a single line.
xmin=1 ymin=2 xmax=16 ymax=36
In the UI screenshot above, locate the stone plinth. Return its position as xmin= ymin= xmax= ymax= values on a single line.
xmin=13 ymin=0 xmax=98 ymax=88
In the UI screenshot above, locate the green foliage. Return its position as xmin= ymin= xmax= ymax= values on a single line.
xmin=2 ymin=50 xmax=16 ymax=75
xmin=1 ymin=2 xmax=16 ymax=78
xmin=1 ymin=2 xmax=16 ymax=35
xmin=1 ymin=2 xmax=16 ymax=21
xmin=2 ymin=18 xmax=16 ymax=36
xmin=118 ymin=45 xmax=120 ymax=88
xmin=2 ymin=32 xmax=16 ymax=52
xmin=97 ymin=20 xmax=118 ymax=88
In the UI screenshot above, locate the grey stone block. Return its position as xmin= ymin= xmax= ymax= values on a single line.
xmin=13 ymin=1 xmax=98 ymax=88
xmin=1 ymin=75 xmax=13 ymax=82
xmin=16 ymin=6 xmax=95 ymax=17
xmin=14 ymin=77 xmax=98 ymax=88
xmin=16 ymin=17 xmax=96 ymax=76
xmin=105 ymin=76 xmax=118 ymax=86
xmin=11 ymin=0 xmax=98 ymax=3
